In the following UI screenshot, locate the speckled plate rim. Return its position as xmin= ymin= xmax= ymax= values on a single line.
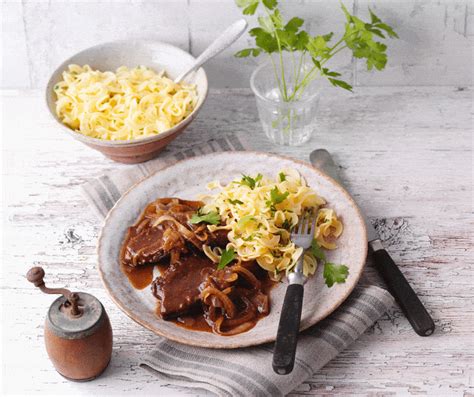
xmin=97 ymin=151 xmax=368 ymax=348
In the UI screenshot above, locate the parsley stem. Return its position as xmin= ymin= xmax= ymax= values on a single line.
xmin=324 ymin=35 xmax=350 ymax=62
xmin=277 ymin=43 xmax=288 ymax=101
xmin=326 ymin=29 xmax=359 ymax=58
xmin=269 ymin=54 xmax=283 ymax=95
xmin=290 ymin=38 xmax=349 ymax=100
xmin=323 ymin=44 xmax=348 ymax=63
xmin=264 ymin=6 xmax=288 ymax=101
xmin=328 ymin=37 xmax=345 ymax=52
xmin=294 ymin=51 xmax=305 ymax=90
xmin=290 ymin=65 xmax=320 ymax=100
xmin=291 ymin=51 xmax=297 ymax=94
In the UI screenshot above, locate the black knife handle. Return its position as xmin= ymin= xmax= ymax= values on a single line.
xmin=272 ymin=284 xmax=304 ymax=375
xmin=372 ymin=247 xmax=435 ymax=336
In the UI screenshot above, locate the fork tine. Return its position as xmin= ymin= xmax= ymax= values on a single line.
xmin=309 ymin=208 xmax=317 ymax=236
xmin=303 ymin=209 xmax=311 ymax=234
xmin=301 ymin=209 xmax=308 ymax=235
xmin=304 ymin=209 xmax=313 ymax=234
xmin=293 ymin=208 xmax=316 ymax=237
xmin=296 ymin=212 xmax=305 ymax=234
xmin=298 ymin=208 xmax=310 ymax=235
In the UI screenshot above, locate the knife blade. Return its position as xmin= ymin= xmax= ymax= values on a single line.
xmin=310 ymin=149 xmax=435 ymax=337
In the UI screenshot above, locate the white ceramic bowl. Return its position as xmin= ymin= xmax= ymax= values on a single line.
xmin=45 ymin=40 xmax=208 ymax=163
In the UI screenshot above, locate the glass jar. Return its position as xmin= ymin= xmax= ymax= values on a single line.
xmin=250 ymin=58 xmax=320 ymax=146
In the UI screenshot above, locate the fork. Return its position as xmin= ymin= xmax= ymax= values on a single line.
xmin=272 ymin=208 xmax=317 ymax=375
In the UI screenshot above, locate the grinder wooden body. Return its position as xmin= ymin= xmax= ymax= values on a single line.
xmin=44 ymin=293 xmax=113 ymax=381
xmin=27 ymin=267 xmax=113 ymax=381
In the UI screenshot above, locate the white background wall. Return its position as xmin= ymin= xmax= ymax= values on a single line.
xmin=1 ymin=0 xmax=473 ymax=89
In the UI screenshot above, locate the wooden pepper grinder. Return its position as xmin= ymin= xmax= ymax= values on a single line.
xmin=27 ymin=266 xmax=113 ymax=381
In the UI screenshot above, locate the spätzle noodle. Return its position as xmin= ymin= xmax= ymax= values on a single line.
xmin=201 ymin=169 xmax=343 ymax=278
xmin=54 ymin=64 xmax=198 ymax=141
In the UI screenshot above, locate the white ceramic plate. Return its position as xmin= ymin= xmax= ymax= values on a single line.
xmin=98 ymin=152 xmax=367 ymax=348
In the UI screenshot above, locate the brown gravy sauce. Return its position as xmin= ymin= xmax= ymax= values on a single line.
xmin=121 ymin=263 xmax=168 ymax=290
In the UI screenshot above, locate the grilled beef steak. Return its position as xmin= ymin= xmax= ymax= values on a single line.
xmin=152 ymin=255 xmax=215 ymax=319
xmin=120 ymin=198 xmax=228 ymax=268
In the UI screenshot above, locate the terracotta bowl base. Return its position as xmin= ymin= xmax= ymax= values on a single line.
xmin=104 ymin=149 xmax=165 ymax=164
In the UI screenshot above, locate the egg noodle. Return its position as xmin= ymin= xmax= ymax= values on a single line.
xmin=201 ymin=169 xmax=343 ymax=278
xmin=54 ymin=64 xmax=198 ymax=141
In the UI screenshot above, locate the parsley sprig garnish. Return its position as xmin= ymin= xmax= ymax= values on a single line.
xmin=237 ymin=173 xmax=263 ymax=189
xmin=323 ymin=263 xmax=350 ymax=287
xmin=311 ymin=240 xmax=349 ymax=287
xmin=235 ymin=0 xmax=397 ymax=100
xmin=266 ymin=186 xmax=289 ymax=210
xmin=189 ymin=209 xmax=220 ymax=225
xmin=217 ymin=248 xmax=236 ymax=270
xmin=270 ymin=186 xmax=289 ymax=204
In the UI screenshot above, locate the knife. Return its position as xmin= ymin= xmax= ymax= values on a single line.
xmin=310 ymin=149 xmax=435 ymax=337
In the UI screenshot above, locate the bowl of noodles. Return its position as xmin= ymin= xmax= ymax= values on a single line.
xmin=45 ymin=40 xmax=208 ymax=163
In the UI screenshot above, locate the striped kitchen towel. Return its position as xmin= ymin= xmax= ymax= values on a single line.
xmin=140 ymin=285 xmax=393 ymax=397
xmin=81 ymin=133 xmax=394 ymax=396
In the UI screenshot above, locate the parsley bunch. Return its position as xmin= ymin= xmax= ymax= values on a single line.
xmin=235 ymin=0 xmax=397 ymax=101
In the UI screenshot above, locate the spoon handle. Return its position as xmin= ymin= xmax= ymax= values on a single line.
xmin=174 ymin=19 xmax=248 ymax=83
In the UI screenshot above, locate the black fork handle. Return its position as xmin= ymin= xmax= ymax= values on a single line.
xmin=272 ymin=284 xmax=304 ymax=375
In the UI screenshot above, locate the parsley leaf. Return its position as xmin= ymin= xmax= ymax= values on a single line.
xmin=328 ymin=78 xmax=353 ymax=91
xmin=235 ymin=0 xmax=259 ymax=15
xmin=311 ymin=240 xmax=326 ymax=261
xmin=218 ymin=248 xmax=236 ymax=270
xmin=228 ymin=199 xmax=244 ymax=205
xmin=323 ymin=263 xmax=349 ymax=287
xmin=262 ymin=0 xmax=277 ymax=10
xmin=238 ymin=173 xmax=262 ymax=189
xmin=306 ymin=35 xmax=331 ymax=60
xmin=249 ymin=28 xmax=278 ymax=53
xmin=189 ymin=210 xmax=220 ymax=225
xmin=235 ymin=48 xmax=261 ymax=58
xmin=279 ymin=172 xmax=286 ymax=182
xmin=268 ymin=186 xmax=289 ymax=205
xmin=285 ymin=17 xmax=304 ymax=33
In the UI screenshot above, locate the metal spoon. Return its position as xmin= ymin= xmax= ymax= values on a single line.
xmin=174 ymin=19 xmax=248 ymax=83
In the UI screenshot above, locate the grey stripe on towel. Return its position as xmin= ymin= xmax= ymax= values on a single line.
xmin=80 ymin=134 xmax=394 ymax=396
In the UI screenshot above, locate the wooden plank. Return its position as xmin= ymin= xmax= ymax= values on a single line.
xmin=1 ymin=86 xmax=472 ymax=396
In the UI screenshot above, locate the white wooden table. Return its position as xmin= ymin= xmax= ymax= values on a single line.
xmin=1 ymin=86 xmax=472 ymax=396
